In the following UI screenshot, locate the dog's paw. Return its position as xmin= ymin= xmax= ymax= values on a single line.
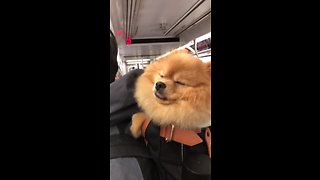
xmin=130 ymin=125 xmax=141 ymax=139
xmin=130 ymin=112 xmax=147 ymax=138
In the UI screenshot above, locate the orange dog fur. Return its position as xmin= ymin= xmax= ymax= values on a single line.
xmin=130 ymin=51 xmax=211 ymax=138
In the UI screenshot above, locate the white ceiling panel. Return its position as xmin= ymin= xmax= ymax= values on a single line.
xmin=133 ymin=0 xmax=198 ymax=38
xmin=110 ymin=0 xmax=211 ymax=60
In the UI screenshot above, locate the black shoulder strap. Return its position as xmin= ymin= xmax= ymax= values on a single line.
xmin=110 ymin=134 xmax=152 ymax=159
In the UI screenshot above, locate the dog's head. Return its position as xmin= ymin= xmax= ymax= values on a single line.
xmin=134 ymin=52 xmax=211 ymax=129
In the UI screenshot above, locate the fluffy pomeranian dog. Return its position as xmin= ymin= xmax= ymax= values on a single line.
xmin=130 ymin=51 xmax=211 ymax=138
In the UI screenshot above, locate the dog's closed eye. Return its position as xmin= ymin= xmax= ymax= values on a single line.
xmin=175 ymin=81 xmax=186 ymax=86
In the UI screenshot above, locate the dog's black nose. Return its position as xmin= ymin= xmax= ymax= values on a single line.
xmin=155 ymin=81 xmax=166 ymax=91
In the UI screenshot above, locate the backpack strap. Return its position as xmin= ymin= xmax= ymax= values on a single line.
xmin=141 ymin=118 xmax=151 ymax=138
xmin=110 ymin=134 xmax=152 ymax=159
xmin=205 ymin=128 xmax=211 ymax=158
xmin=160 ymin=125 xmax=203 ymax=146
xmin=141 ymin=119 xmax=212 ymax=158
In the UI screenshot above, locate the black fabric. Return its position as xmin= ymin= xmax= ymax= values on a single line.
xmin=182 ymin=154 xmax=211 ymax=180
xmin=136 ymin=158 xmax=161 ymax=180
xmin=110 ymin=68 xmax=159 ymax=180
xmin=110 ymin=69 xmax=144 ymax=126
xmin=145 ymin=121 xmax=211 ymax=180
xmin=110 ymin=134 xmax=151 ymax=159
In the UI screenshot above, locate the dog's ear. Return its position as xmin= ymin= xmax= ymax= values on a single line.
xmin=170 ymin=48 xmax=190 ymax=55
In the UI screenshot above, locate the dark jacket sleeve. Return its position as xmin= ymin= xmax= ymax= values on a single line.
xmin=110 ymin=69 xmax=144 ymax=126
